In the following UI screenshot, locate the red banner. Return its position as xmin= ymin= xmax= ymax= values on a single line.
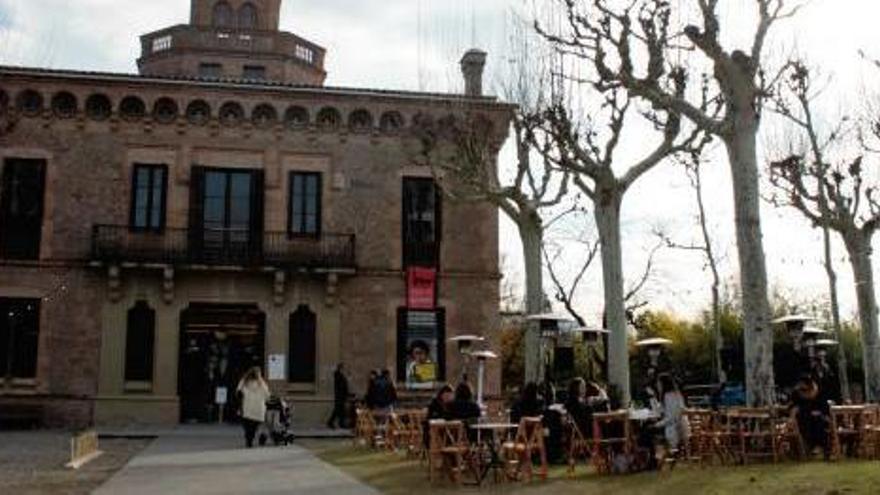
xmin=407 ymin=267 xmax=437 ymax=310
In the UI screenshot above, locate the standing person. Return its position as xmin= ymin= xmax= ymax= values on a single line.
xmin=364 ymin=369 xmax=379 ymax=409
xmin=237 ymin=367 xmax=270 ymax=448
xmin=372 ymin=369 xmax=398 ymax=413
xmin=565 ymin=378 xmax=592 ymax=437
xmin=327 ymin=363 xmax=350 ymax=429
xmin=655 ymin=374 xmax=689 ymax=453
xmin=789 ymin=374 xmax=831 ymax=459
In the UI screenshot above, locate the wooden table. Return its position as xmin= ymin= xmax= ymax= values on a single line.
xmin=470 ymin=423 xmax=518 ymax=486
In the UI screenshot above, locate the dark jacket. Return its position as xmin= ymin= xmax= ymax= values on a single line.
xmin=334 ymin=370 xmax=349 ymax=403
xmin=511 ymin=398 xmax=544 ymax=424
xmin=372 ymin=376 xmax=397 ymax=409
xmin=450 ymin=399 xmax=481 ymax=422
xmin=427 ymin=398 xmax=452 ymax=421
xmin=565 ymin=398 xmax=593 ymax=437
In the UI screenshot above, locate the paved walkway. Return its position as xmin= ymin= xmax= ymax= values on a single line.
xmin=93 ymin=425 xmax=378 ymax=495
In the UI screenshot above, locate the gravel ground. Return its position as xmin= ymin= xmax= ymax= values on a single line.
xmin=0 ymin=431 xmax=151 ymax=495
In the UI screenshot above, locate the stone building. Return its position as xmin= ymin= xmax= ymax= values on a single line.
xmin=0 ymin=0 xmax=512 ymax=427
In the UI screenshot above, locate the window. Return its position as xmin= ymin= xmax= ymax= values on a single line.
xmin=125 ymin=301 xmax=155 ymax=383
xmin=402 ymin=177 xmax=441 ymax=267
xmin=152 ymin=35 xmax=172 ymax=53
xmin=295 ymin=45 xmax=314 ymax=64
xmin=0 ymin=159 xmax=46 ymax=260
xmin=288 ymin=305 xmax=316 ymax=383
xmin=199 ymin=63 xmax=223 ymax=79
xmin=397 ymin=308 xmax=445 ymax=387
xmin=213 ymin=1 xmax=233 ymax=27
xmin=288 ymin=172 xmax=321 ymax=237
xmin=189 ymin=167 xmax=264 ymax=264
xmin=0 ymin=298 xmax=40 ymax=379
xmin=238 ymin=3 xmax=258 ymax=29
xmin=242 ymin=65 xmax=266 ymax=81
xmin=130 ymin=164 xmax=167 ymax=232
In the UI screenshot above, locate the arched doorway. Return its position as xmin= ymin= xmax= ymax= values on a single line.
xmin=178 ymin=303 xmax=265 ymax=423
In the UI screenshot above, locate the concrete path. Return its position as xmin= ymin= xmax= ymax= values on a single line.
xmin=93 ymin=425 xmax=378 ymax=495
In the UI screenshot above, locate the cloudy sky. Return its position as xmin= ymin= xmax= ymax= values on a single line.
xmin=1 ymin=0 xmax=879 ymax=326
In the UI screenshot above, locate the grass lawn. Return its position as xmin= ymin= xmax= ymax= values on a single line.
xmin=301 ymin=439 xmax=880 ymax=495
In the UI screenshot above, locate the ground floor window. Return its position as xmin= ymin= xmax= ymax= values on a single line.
xmin=397 ymin=308 xmax=445 ymax=389
xmin=288 ymin=305 xmax=317 ymax=384
xmin=0 ymin=298 xmax=40 ymax=379
xmin=125 ymin=301 xmax=155 ymax=383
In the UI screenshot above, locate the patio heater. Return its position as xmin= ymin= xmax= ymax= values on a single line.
xmin=468 ymin=350 xmax=499 ymax=408
xmin=771 ymin=314 xmax=816 ymax=352
xmin=524 ymin=313 xmax=575 ymax=383
xmin=572 ymin=327 xmax=610 ymax=382
xmin=801 ymin=326 xmax=830 ymax=360
xmin=448 ymin=335 xmax=485 ymax=383
xmin=635 ymin=337 xmax=674 ymax=370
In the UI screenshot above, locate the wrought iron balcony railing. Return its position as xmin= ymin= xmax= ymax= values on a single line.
xmin=91 ymin=225 xmax=355 ymax=270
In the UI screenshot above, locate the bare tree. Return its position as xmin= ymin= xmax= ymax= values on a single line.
xmin=531 ymin=76 xmax=703 ymax=404
xmin=656 ymin=155 xmax=724 ymax=382
xmin=768 ymin=63 xmax=868 ymax=400
xmin=536 ymin=0 xmax=802 ymax=406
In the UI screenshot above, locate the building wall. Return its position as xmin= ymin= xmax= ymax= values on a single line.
xmin=0 ymin=71 xmax=511 ymax=427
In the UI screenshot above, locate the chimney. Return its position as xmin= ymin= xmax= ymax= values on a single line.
xmin=460 ymin=49 xmax=487 ymax=97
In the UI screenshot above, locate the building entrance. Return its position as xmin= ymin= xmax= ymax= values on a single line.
xmin=178 ymin=303 xmax=265 ymax=423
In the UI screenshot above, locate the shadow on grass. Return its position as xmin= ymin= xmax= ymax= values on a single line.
xmin=300 ymin=439 xmax=880 ymax=495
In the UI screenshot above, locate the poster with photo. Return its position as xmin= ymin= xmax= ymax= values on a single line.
xmin=398 ymin=308 xmax=445 ymax=389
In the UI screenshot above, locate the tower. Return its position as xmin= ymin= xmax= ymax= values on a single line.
xmin=138 ymin=0 xmax=326 ymax=85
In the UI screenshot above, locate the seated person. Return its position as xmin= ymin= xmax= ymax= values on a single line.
xmin=565 ymin=378 xmax=593 ymax=437
xmin=450 ymin=382 xmax=481 ymax=422
xmin=511 ymin=382 xmax=545 ymax=424
xmin=424 ymin=384 xmax=455 ymax=448
xmin=789 ymin=374 xmax=831 ymax=458
xmin=586 ymin=381 xmax=610 ymax=413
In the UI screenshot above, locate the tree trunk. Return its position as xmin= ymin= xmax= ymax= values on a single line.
xmin=723 ymin=127 xmax=775 ymax=406
xmin=594 ymin=187 xmax=629 ymax=406
xmin=823 ymin=223 xmax=851 ymax=402
xmin=843 ymin=231 xmax=880 ymax=402
xmin=520 ymin=213 xmax=545 ymax=385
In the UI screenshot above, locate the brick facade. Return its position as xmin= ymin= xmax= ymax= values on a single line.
xmin=0 ymin=1 xmax=512 ymax=428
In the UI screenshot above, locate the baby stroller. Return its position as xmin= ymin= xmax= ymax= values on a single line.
xmin=262 ymin=395 xmax=295 ymax=446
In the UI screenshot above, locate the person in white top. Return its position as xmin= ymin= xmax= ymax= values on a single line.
xmin=654 ymin=373 xmax=689 ymax=452
xmin=237 ymin=366 xmax=271 ymax=448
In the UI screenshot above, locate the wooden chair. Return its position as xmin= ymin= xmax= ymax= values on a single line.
xmin=565 ymin=415 xmax=592 ymax=477
xmin=385 ymin=411 xmax=413 ymax=452
xmin=830 ymin=404 xmax=867 ymax=460
xmin=682 ymin=409 xmax=714 ymax=466
xmin=728 ymin=408 xmax=778 ymax=464
xmin=502 ymin=416 xmax=548 ymax=482
xmin=428 ymin=420 xmax=472 ymax=485
xmin=774 ymin=413 xmax=805 ymax=461
xmin=353 ymin=408 xmax=376 ymax=448
xmin=405 ymin=410 xmax=428 ymax=459
xmin=590 ymin=410 xmax=632 ymax=474
xmin=860 ymin=405 xmax=880 ymax=460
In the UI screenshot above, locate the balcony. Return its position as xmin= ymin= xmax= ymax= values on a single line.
xmin=91 ymin=225 xmax=355 ymax=271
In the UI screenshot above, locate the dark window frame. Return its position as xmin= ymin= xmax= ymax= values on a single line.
xmin=0 ymin=158 xmax=47 ymax=260
xmin=288 ymin=305 xmax=317 ymax=384
xmin=287 ymin=171 xmax=322 ymax=238
xmin=198 ymin=63 xmax=223 ymax=79
xmin=242 ymin=65 xmax=267 ymax=80
xmin=129 ymin=164 xmax=168 ymax=233
xmin=124 ymin=300 xmax=155 ymax=383
xmin=0 ymin=298 xmax=41 ymax=380
xmin=402 ymin=177 xmax=442 ymax=268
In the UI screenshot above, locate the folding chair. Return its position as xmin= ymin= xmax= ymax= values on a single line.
xmin=682 ymin=409 xmax=714 ymax=466
xmin=502 ymin=416 xmax=548 ymax=482
xmin=565 ymin=414 xmax=592 ymax=477
xmin=860 ymin=405 xmax=880 ymax=460
xmin=830 ymin=404 xmax=867 ymax=460
xmin=590 ymin=411 xmax=632 ymax=474
xmin=353 ymin=408 xmax=375 ymax=448
xmin=728 ymin=408 xmax=778 ymax=464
